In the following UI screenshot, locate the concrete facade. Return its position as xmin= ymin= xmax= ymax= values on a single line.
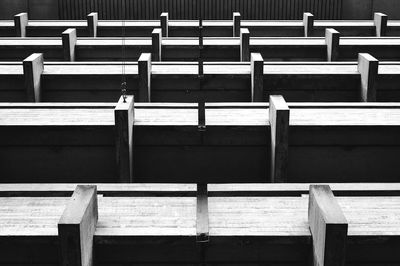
xmin=0 ymin=0 xmax=399 ymax=20
xmin=342 ymin=0 xmax=400 ymax=19
xmin=0 ymin=0 xmax=58 ymax=20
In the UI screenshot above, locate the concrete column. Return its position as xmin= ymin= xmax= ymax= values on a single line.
xmin=303 ymin=12 xmax=314 ymax=37
xmin=114 ymin=96 xmax=135 ymax=183
xmin=58 ymin=185 xmax=98 ymax=266
xmin=240 ymin=28 xmax=250 ymax=62
xmin=62 ymin=28 xmax=77 ymax=61
xmin=138 ymin=53 xmax=152 ymax=102
xmin=152 ymin=28 xmax=162 ymax=61
xmin=374 ymin=12 xmax=388 ymax=37
xmin=269 ymin=95 xmax=289 ymax=183
xmin=23 ymin=53 xmax=44 ymax=102
xmin=358 ymin=53 xmax=379 ymax=102
xmin=233 ymin=12 xmax=241 ymax=37
xmin=87 ymin=12 xmax=98 ymax=37
xmin=160 ymin=12 xmax=169 ymax=37
xmin=325 ymin=28 xmax=340 ymax=62
xmin=251 ymin=53 xmax=264 ymax=102
xmin=14 ymin=12 xmax=28 ymax=37
xmin=308 ymin=185 xmax=348 ymax=266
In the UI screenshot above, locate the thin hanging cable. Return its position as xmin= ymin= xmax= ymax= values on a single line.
xmin=120 ymin=0 xmax=127 ymax=102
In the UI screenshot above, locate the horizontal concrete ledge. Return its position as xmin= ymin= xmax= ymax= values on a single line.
xmin=2 ymin=17 xmax=400 ymax=37
xmin=0 ymin=187 xmax=400 ymax=264
xmin=2 ymin=183 xmax=400 ymax=197
xmin=1 ymin=102 xmax=400 ymax=183
xmin=2 ymin=36 xmax=400 ymax=62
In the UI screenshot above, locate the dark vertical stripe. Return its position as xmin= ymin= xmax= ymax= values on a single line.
xmin=219 ymin=0 xmax=222 ymax=19
xmin=60 ymin=0 xmax=342 ymax=20
xmin=223 ymin=0 xmax=226 ymax=20
xmin=74 ymin=0 xmax=79 ymax=19
xmin=98 ymin=0 xmax=101 ymax=17
xmin=112 ymin=0 xmax=115 ymax=19
xmin=100 ymin=0 xmax=104 ymax=19
xmin=70 ymin=0 xmax=74 ymax=19
xmin=251 ymin=0 xmax=255 ymax=20
xmin=132 ymin=0 xmax=135 ymax=19
xmin=106 ymin=0 xmax=114 ymax=19
xmin=103 ymin=0 xmax=107 ymax=19
xmin=183 ymin=0 xmax=186 ymax=20
xmin=105 ymin=0 xmax=108 ymax=19
xmin=208 ymin=0 xmax=214 ymax=19
xmin=81 ymin=0 xmax=86 ymax=18
xmin=153 ymin=0 xmax=156 ymax=19
xmin=105 ymin=0 xmax=109 ymax=19
xmin=318 ymin=0 xmax=323 ymax=19
xmin=271 ymin=0 xmax=274 ymax=19
xmin=62 ymin=0 xmax=66 ymax=19
xmin=79 ymin=0 xmax=83 ymax=19
xmin=68 ymin=0 xmax=71 ymax=19
xmin=137 ymin=0 xmax=141 ymax=19
xmin=60 ymin=0 xmax=64 ymax=19
xmin=178 ymin=0 xmax=181 ymax=19
xmin=58 ymin=0 xmax=61 ymax=19
xmin=109 ymin=0 xmax=113 ymax=19
xmin=255 ymin=0 xmax=258 ymax=20
xmin=188 ymin=0 xmax=192 ymax=20
xmin=271 ymin=0 xmax=275 ymax=19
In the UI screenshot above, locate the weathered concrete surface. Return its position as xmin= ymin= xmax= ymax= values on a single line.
xmin=0 ymin=0 xmax=58 ymax=20
xmin=342 ymin=0 xmax=400 ymax=19
xmin=1 ymin=0 xmax=400 ymax=20
xmin=0 ymin=0 xmax=27 ymax=20
xmin=29 ymin=0 xmax=58 ymax=19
